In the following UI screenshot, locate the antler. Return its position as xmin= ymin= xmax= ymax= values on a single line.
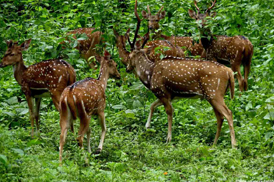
xmin=147 ymin=5 xmax=151 ymax=15
xmin=194 ymin=0 xmax=200 ymax=13
xmin=129 ymin=0 xmax=142 ymax=51
xmin=205 ymin=0 xmax=217 ymax=13
xmin=157 ymin=6 xmax=164 ymax=14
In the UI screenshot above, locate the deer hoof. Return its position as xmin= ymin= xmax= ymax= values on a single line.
xmin=94 ymin=148 xmax=102 ymax=154
xmin=166 ymin=135 xmax=172 ymax=143
xmin=145 ymin=123 xmax=151 ymax=129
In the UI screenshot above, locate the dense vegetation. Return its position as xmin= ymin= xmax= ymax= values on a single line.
xmin=0 ymin=0 xmax=273 ymax=181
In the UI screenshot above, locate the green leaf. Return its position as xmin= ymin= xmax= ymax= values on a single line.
xmin=0 ymin=154 xmax=8 ymax=166
xmin=19 ymin=109 xmax=29 ymax=115
xmin=11 ymin=148 xmax=24 ymax=156
xmin=6 ymin=96 xmax=18 ymax=105
xmin=245 ymin=102 xmax=253 ymax=111
xmin=112 ymin=105 xmax=126 ymax=110
xmin=133 ymin=100 xmax=142 ymax=108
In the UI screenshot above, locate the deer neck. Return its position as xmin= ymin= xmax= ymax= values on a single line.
xmin=134 ymin=52 xmax=155 ymax=88
xmin=13 ymin=58 xmax=27 ymax=85
xmin=98 ymin=61 xmax=109 ymax=91
xmin=116 ymin=41 xmax=129 ymax=65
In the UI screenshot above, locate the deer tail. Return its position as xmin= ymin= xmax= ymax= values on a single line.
xmin=228 ymin=69 xmax=235 ymax=99
xmin=67 ymin=91 xmax=77 ymax=121
xmin=60 ymin=89 xmax=76 ymax=132
xmin=242 ymin=40 xmax=253 ymax=91
xmin=68 ymin=65 xmax=76 ymax=86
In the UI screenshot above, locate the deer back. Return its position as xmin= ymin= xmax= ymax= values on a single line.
xmin=202 ymin=35 xmax=253 ymax=63
xmin=164 ymin=36 xmax=205 ymax=56
xmin=151 ymin=57 xmax=233 ymax=100
xmin=22 ymin=59 xmax=76 ymax=92
xmin=144 ymin=39 xmax=185 ymax=62
xmin=66 ymin=28 xmax=103 ymax=60
xmin=63 ymin=78 xmax=106 ymax=116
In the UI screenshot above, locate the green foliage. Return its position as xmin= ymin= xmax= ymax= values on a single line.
xmin=0 ymin=0 xmax=274 ymax=181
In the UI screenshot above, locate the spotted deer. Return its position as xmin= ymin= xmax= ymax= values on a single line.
xmin=114 ymin=28 xmax=184 ymax=65
xmin=189 ymin=0 xmax=253 ymax=91
xmin=59 ymin=51 xmax=121 ymax=163
xmin=125 ymin=0 xmax=237 ymax=148
xmin=0 ymin=39 xmax=76 ymax=137
xmin=64 ymin=28 xmax=104 ymax=69
xmin=140 ymin=1 xmax=205 ymax=57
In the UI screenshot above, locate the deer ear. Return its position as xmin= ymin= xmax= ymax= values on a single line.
xmin=104 ymin=50 xmax=111 ymax=60
xmin=135 ymin=41 xmax=142 ymax=50
xmin=159 ymin=11 xmax=166 ymax=19
xmin=188 ymin=9 xmax=196 ymax=19
xmin=6 ymin=40 xmax=12 ymax=48
xmin=142 ymin=10 xmax=149 ymax=19
xmin=20 ymin=39 xmax=31 ymax=50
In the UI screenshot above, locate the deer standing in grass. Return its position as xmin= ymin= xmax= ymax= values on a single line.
xmin=59 ymin=51 xmax=121 ymax=163
xmin=188 ymin=0 xmax=253 ymax=91
xmin=125 ymin=0 xmax=236 ymax=147
xmin=64 ymin=28 xmax=104 ymax=69
xmin=140 ymin=2 xmax=205 ymax=57
xmin=0 ymin=39 xmax=76 ymax=137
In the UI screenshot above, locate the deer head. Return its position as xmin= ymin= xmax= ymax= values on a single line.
xmin=188 ymin=0 xmax=216 ymax=28
xmin=142 ymin=5 xmax=166 ymax=31
xmin=0 ymin=39 xmax=31 ymax=68
xmin=126 ymin=0 xmax=155 ymax=72
xmin=113 ymin=28 xmax=130 ymax=48
xmin=99 ymin=50 xmax=121 ymax=79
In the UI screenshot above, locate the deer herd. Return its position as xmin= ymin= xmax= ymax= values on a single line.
xmin=0 ymin=0 xmax=253 ymax=164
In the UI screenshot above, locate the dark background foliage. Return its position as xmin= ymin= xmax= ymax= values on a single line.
xmin=0 ymin=0 xmax=273 ymax=181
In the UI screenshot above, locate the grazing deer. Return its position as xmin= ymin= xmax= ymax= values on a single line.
xmin=0 ymin=39 xmax=76 ymax=137
xmin=125 ymin=0 xmax=236 ymax=148
xmin=140 ymin=1 xmax=205 ymax=57
xmin=188 ymin=0 xmax=253 ymax=91
xmin=64 ymin=28 xmax=104 ymax=69
xmin=59 ymin=51 xmax=121 ymax=163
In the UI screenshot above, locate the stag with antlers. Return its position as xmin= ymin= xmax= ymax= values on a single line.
xmin=125 ymin=0 xmax=236 ymax=147
xmin=189 ymin=0 xmax=253 ymax=91
xmin=59 ymin=51 xmax=120 ymax=163
xmin=0 ymin=39 xmax=76 ymax=137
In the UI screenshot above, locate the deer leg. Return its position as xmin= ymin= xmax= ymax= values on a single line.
xmin=160 ymin=97 xmax=174 ymax=143
xmin=59 ymin=104 xmax=71 ymax=164
xmin=232 ymin=63 xmax=244 ymax=92
xmin=210 ymin=99 xmax=236 ymax=148
xmin=243 ymin=60 xmax=251 ymax=91
xmin=51 ymin=92 xmax=61 ymax=111
xmin=97 ymin=112 xmax=106 ymax=153
xmin=77 ymin=116 xmax=90 ymax=149
xmin=86 ymin=128 xmax=91 ymax=153
xmin=212 ymin=108 xmax=224 ymax=145
xmin=26 ymin=96 xmax=35 ymax=137
xmin=34 ymin=98 xmax=42 ymax=135
xmin=146 ymin=99 xmax=162 ymax=129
